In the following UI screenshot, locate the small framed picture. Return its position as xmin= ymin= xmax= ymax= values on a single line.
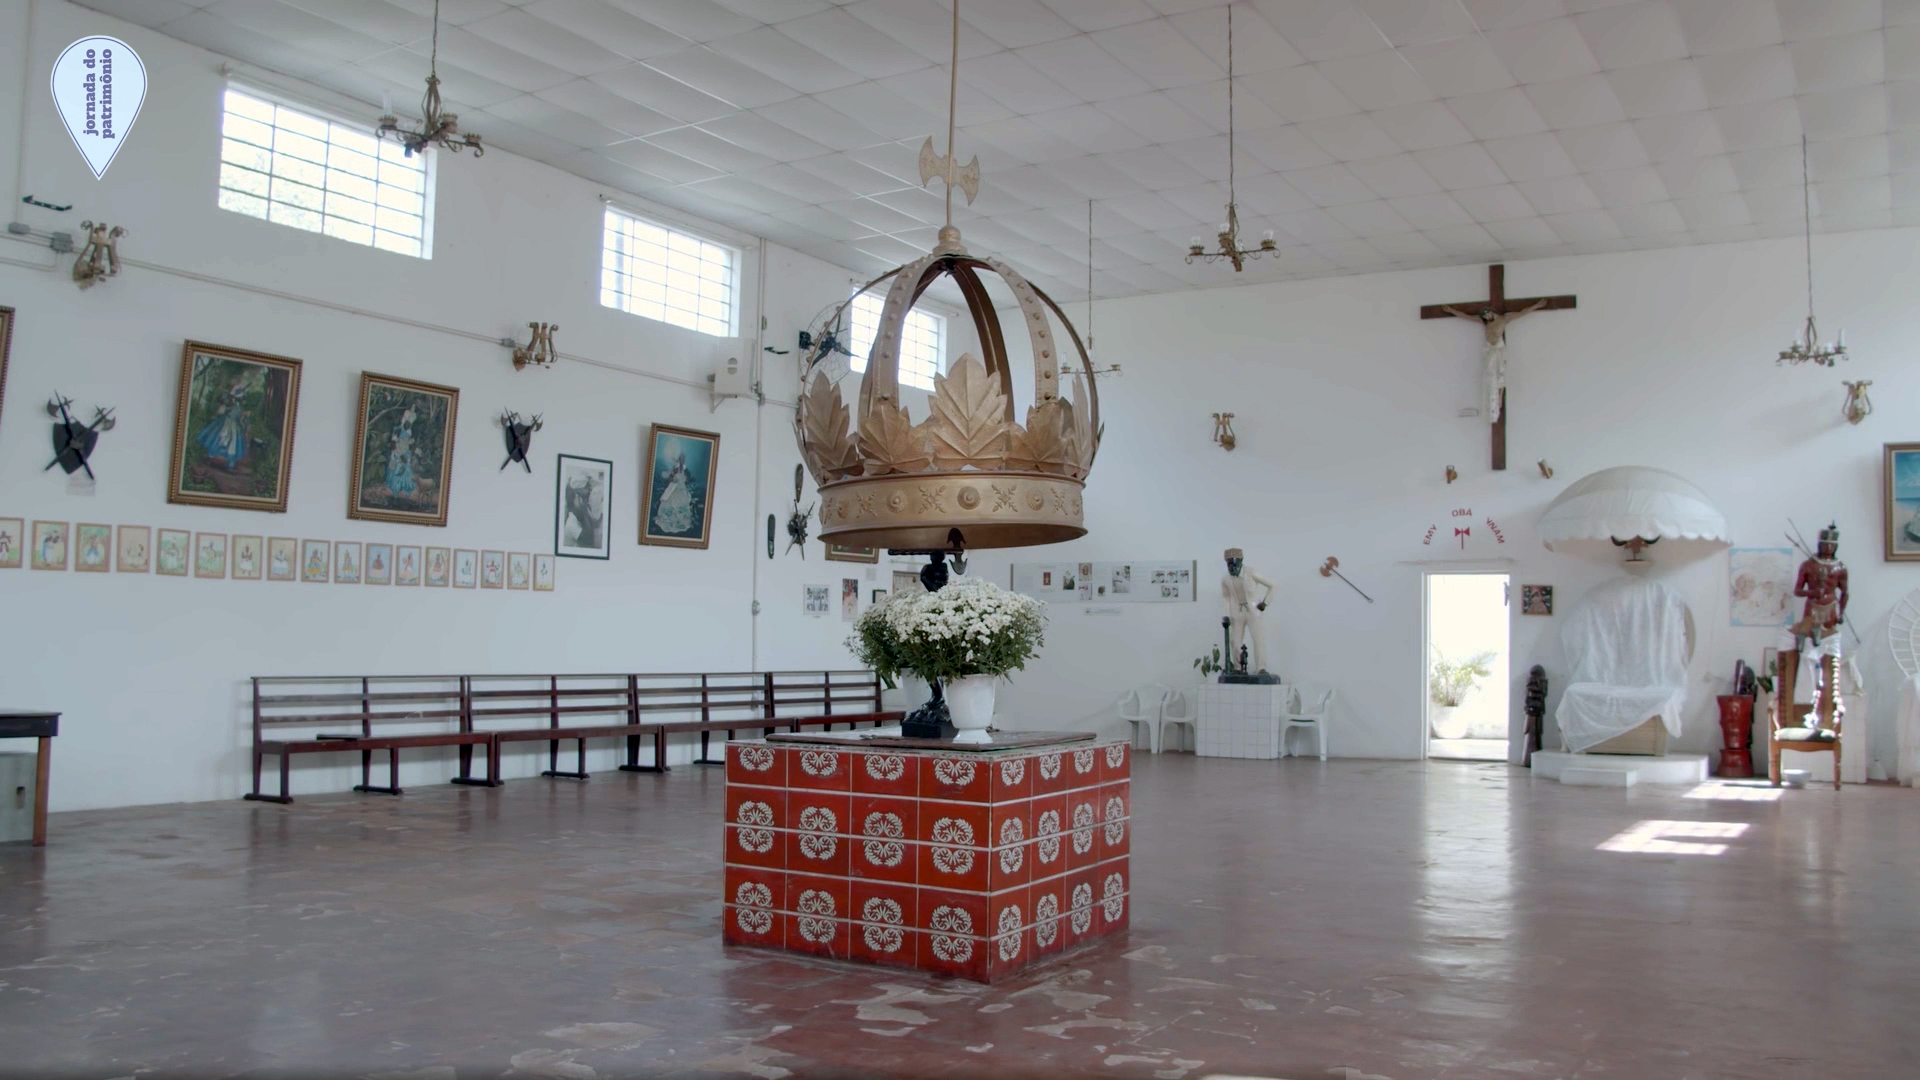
xmin=301 ymin=539 xmax=331 ymax=582
xmin=335 ymin=541 xmax=363 ymax=584
xmin=365 ymin=542 xmax=393 ymax=585
xmin=30 ymin=521 xmax=69 ymax=570
xmin=157 ymin=529 xmax=191 ymax=576
xmin=532 ymin=553 xmax=555 ymax=591
xmin=0 ymin=517 xmax=22 ymax=569
xmin=74 ymin=523 xmax=112 ymax=572
xmin=872 ymin=589 xmax=886 ymax=604
xmin=193 ymin=532 xmax=228 ymax=579
xmin=556 ymin=453 xmax=613 ymax=560
xmin=231 ymin=535 xmax=264 ymax=580
xmin=395 ymin=545 xmax=422 ymax=586
xmin=805 ymin=584 xmax=830 ymax=617
xmin=480 ymin=549 xmax=504 ymax=589
xmin=426 ymin=546 xmax=451 ymax=587
xmin=1885 ymin=443 xmax=1920 ymax=561
xmin=267 ymin=537 xmax=298 ymax=581
xmin=639 ymin=423 xmax=720 ymax=549
xmin=350 ymin=372 xmax=459 ymax=527
xmin=508 ymin=551 xmax=530 ymax=590
xmin=117 ymin=525 xmax=151 ymax=573
xmin=826 ymin=542 xmax=880 ymax=564
xmin=1521 ymin=584 xmax=1553 ymax=616
xmin=453 ymin=548 xmax=477 ymax=588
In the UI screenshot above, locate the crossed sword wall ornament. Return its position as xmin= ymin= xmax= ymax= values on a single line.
xmin=785 ymin=464 xmax=814 ymax=557
xmin=498 ymin=411 xmax=542 ymax=472
xmin=45 ymin=394 xmax=115 ymax=478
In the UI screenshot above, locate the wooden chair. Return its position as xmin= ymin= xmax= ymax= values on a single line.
xmin=1769 ymin=646 xmax=1841 ymax=790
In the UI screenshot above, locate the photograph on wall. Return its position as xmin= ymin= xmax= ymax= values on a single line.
xmin=395 ymin=545 xmax=422 ymax=586
xmin=364 ymin=542 xmax=393 ymax=585
xmin=0 ymin=306 xmax=13 ymax=446
xmin=301 ymin=539 xmax=330 ymax=583
xmin=231 ymin=535 xmax=263 ymax=580
xmin=193 ymin=532 xmax=228 ymax=579
xmin=425 ymin=546 xmax=450 ymax=587
xmin=1885 ymin=443 xmax=1920 ymax=561
xmin=639 ymin=423 xmax=719 ymax=549
xmin=872 ymin=588 xmax=886 ymax=605
xmin=555 ymin=454 xmax=612 ymax=560
xmin=0 ymin=517 xmax=21 ymax=569
xmin=1730 ymin=548 xmax=1795 ymax=626
xmin=158 ymin=529 xmax=191 ymax=577
xmin=168 ymin=341 xmax=303 ymax=513
xmin=30 ymin=521 xmax=68 ymax=571
xmin=508 ymin=551 xmax=529 ymax=590
xmin=267 ymin=537 xmax=297 ymax=581
xmin=75 ymin=523 xmax=111 ymax=572
xmin=335 ymin=542 xmax=363 ymax=584
xmin=117 ymin=525 xmax=151 ymax=573
xmin=453 ymin=549 xmax=477 ymax=588
xmin=826 ymin=542 xmax=879 ymax=564
xmin=842 ymin=578 xmax=859 ymax=622
xmin=804 ymin=584 xmax=830 ymax=617
xmin=891 ymin=569 xmax=922 ymax=597
xmin=480 ymin=550 xmax=504 ymax=589
xmin=1521 ymin=584 xmax=1554 ymax=616
xmin=532 ymin=553 xmax=555 ymax=592
xmin=349 ymin=372 xmax=459 ymax=527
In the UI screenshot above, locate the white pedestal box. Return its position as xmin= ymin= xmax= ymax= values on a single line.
xmin=1196 ymin=684 xmax=1286 ymax=759
xmin=0 ymin=752 xmax=36 ymax=843
xmin=1531 ymin=751 xmax=1708 ymax=785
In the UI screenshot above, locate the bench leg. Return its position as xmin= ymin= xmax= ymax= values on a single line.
xmin=451 ymin=740 xmax=497 ymax=787
xmin=694 ymin=729 xmax=726 ymax=766
xmin=620 ymin=728 xmax=671 ymax=773
xmin=543 ymin=738 xmax=590 ymax=780
xmin=353 ymin=748 xmax=404 ymax=796
xmin=244 ymin=746 xmax=297 ymax=804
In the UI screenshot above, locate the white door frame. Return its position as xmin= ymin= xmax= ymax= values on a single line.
xmin=1420 ymin=566 xmax=1514 ymax=762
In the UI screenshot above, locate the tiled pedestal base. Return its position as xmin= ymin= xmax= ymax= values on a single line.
xmin=722 ymin=737 xmax=1131 ymax=982
xmin=1196 ymin=683 xmax=1287 ymax=759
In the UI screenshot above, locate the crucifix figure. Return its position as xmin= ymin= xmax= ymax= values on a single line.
xmin=1420 ymin=265 xmax=1576 ymax=470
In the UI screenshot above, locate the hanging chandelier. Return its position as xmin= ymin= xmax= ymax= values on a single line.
xmin=377 ymin=0 xmax=482 ymax=159
xmin=794 ymin=0 xmax=1102 ymax=554
xmin=1778 ymin=136 xmax=1844 ymax=366
xmin=1186 ymin=4 xmax=1275 ymax=272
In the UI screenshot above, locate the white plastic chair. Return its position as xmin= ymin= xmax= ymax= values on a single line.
xmin=1159 ymin=690 xmax=1196 ymax=753
xmin=1117 ymin=685 xmax=1170 ymax=753
xmin=1282 ymin=685 xmax=1336 ymax=760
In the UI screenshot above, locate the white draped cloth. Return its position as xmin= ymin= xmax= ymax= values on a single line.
xmin=1555 ymin=579 xmax=1689 ymax=752
xmin=1898 ymin=676 xmax=1920 ymax=787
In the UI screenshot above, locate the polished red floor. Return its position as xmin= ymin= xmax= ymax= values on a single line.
xmin=1 ymin=755 xmax=1915 ymax=1078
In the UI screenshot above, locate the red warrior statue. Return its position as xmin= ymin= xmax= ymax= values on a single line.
xmin=1791 ymin=522 xmax=1849 ymax=645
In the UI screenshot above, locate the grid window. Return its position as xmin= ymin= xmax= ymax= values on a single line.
xmin=600 ymin=207 xmax=736 ymax=337
xmin=217 ymin=88 xmax=432 ymax=258
xmin=849 ymin=293 xmax=945 ymax=393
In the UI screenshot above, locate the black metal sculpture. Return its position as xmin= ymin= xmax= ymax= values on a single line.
xmin=498 ymin=410 xmax=542 ymax=472
xmin=784 ymin=464 xmax=813 ymax=557
xmin=45 ymin=394 xmax=114 ymax=478
xmin=1524 ymin=664 xmax=1548 ymax=766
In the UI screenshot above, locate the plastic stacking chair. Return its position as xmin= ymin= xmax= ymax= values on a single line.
xmin=1117 ymin=685 xmax=1170 ymax=753
xmin=1159 ymin=690 xmax=1197 ymax=753
xmin=1282 ymin=686 xmax=1336 ymax=760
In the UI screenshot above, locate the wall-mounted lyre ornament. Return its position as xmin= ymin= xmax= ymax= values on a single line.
xmin=1319 ymin=556 xmax=1374 ymax=604
xmin=45 ymin=394 xmax=114 ymax=477
xmin=1446 ymin=465 xmax=1459 ymax=484
xmin=509 ymin=322 xmax=558 ymax=370
xmin=498 ymin=411 xmax=542 ymax=471
xmin=1842 ymin=380 xmax=1873 ymax=425
xmin=71 ymin=220 xmax=123 ymax=288
xmin=1538 ymin=459 xmax=1554 ymax=479
xmin=1212 ymin=412 xmax=1236 ymax=451
xmin=785 ymin=464 xmax=814 ymax=557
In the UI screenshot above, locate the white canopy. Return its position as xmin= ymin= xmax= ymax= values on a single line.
xmin=1537 ymin=466 xmax=1730 ymax=560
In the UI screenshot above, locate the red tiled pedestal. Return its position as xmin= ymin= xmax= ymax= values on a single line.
xmin=722 ymin=737 xmax=1131 ymax=982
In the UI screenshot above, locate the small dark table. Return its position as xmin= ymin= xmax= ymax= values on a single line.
xmin=0 ymin=710 xmax=57 ymax=846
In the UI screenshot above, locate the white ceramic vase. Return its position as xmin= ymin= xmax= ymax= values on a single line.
xmin=944 ymin=674 xmax=997 ymax=744
xmin=1430 ymin=703 xmax=1470 ymax=740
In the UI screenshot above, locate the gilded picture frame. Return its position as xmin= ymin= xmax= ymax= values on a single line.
xmin=1885 ymin=443 xmax=1920 ymax=562
xmin=639 ymin=423 xmax=720 ymax=549
xmin=349 ymin=372 xmax=459 ymax=527
xmin=168 ymin=341 xmax=304 ymax=513
xmin=825 ymin=542 xmax=880 ymax=564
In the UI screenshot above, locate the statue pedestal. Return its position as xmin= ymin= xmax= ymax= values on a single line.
xmin=1196 ymin=683 xmax=1287 ymax=759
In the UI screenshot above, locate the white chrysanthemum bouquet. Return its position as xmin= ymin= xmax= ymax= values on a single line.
xmin=849 ymin=578 xmax=1046 ymax=687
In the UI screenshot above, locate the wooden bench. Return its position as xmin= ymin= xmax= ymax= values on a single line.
xmin=247 ymin=670 xmax=897 ymax=802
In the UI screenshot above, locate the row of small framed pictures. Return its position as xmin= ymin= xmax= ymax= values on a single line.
xmin=0 ymin=519 xmax=555 ymax=590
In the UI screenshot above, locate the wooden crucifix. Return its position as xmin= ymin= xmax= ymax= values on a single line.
xmin=1421 ymin=264 xmax=1576 ymax=470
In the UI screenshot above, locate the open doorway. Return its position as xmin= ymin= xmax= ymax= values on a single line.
xmin=1425 ymin=573 xmax=1511 ymax=762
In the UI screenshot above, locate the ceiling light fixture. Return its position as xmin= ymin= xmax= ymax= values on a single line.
xmin=1778 ymin=136 xmax=1844 ymax=367
xmin=377 ymin=0 xmax=482 ymax=159
xmin=1187 ymin=5 xmax=1274 ymax=272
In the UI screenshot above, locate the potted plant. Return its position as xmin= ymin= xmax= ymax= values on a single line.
xmin=1430 ymin=648 xmax=1496 ymax=740
xmin=1193 ymin=644 xmax=1224 ymax=681
xmin=848 ymin=579 xmax=1047 ymax=743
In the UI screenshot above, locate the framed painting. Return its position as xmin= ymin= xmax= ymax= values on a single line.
xmin=0 ymin=518 xmax=20 ymax=569
xmin=301 ymin=539 xmax=330 ymax=583
xmin=532 ymin=553 xmax=554 ymax=592
xmin=0 ymin=306 xmax=13 ymax=445
xmin=395 ymin=545 xmax=422 ymax=586
xmin=75 ymin=523 xmax=111 ymax=572
xmin=335 ymin=541 xmax=362 ymax=584
xmin=365 ymin=542 xmax=393 ymax=585
xmin=349 ymin=372 xmax=459 ymax=527
xmin=1886 ymin=443 xmax=1920 ymax=561
xmin=193 ymin=532 xmax=228 ymax=579
xmin=157 ymin=529 xmax=191 ymax=577
xmin=116 ymin=525 xmax=150 ymax=573
xmin=555 ymin=454 xmax=612 ymax=560
xmin=1520 ymin=584 xmax=1553 ymax=616
xmin=31 ymin=521 xmax=68 ymax=570
xmin=508 ymin=551 xmax=529 ymax=590
xmin=480 ymin=549 xmax=504 ymax=589
xmin=1730 ymin=549 xmax=1794 ymax=627
xmin=267 ymin=537 xmax=297 ymax=581
xmin=826 ymin=542 xmax=879 ymax=564
xmin=453 ymin=549 xmax=477 ymax=588
xmin=168 ymin=341 xmax=303 ymax=512
xmin=425 ymin=546 xmax=450 ymax=587
xmin=231 ymin=535 xmax=263 ymax=580
xmin=639 ymin=423 xmax=719 ymax=549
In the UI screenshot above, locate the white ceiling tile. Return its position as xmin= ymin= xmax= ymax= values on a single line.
xmin=1485 ymin=16 xmax=1599 ymax=83
xmin=1891 ymin=26 xmax=1920 ymax=82
xmin=1809 ymin=135 xmax=1891 ymax=181
xmin=1817 ymin=207 xmax=1893 ymax=231
xmin=814 ymin=81 xmax=943 ymax=140
xmin=485 ymin=95 xmax=629 ymax=149
xmin=701 ymin=111 xmax=832 ymax=161
xmin=1480 ymin=215 xmax=1564 ymax=247
xmin=1284 ymin=162 xmax=1378 ymax=206
xmin=960 ymin=0 xmax=1080 ymax=48
xmin=684 ymin=174 xmax=806 ymax=215
xmin=868 ymin=185 xmax=949 ymax=223
xmin=1464 ymin=0 xmax=1569 ymax=29
xmin=1631 ymin=111 xmax=1726 ymax=161
xmin=1811 ymin=176 xmax=1891 ymax=213
xmin=1447 ymin=87 xmax=1549 ymax=138
xmin=1298 ymin=114 xmax=1403 ymax=161
xmin=1555 ymin=122 xmax=1650 ymax=170
xmin=1312 ymin=238 xmax=1391 ymax=269
xmin=1234 ymin=172 xmax=1318 ymax=214
xmin=1891 ymin=81 xmax=1920 ymax=131
xmin=1156 ymin=181 xmax=1232 ymax=221
xmin=1270 ymin=207 xmax=1357 ymax=243
xmin=1042 ymin=0 xmax=1159 ymax=33
xmin=843 ymin=0 xmax=1001 ymax=63
xmin=1515 ymin=173 xmax=1601 ymax=212
xmin=1741 ymin=185 xmax=1804 ymax=222
xmin=536 ymin=79 xmax=681 ymax=138
xmin=1789 ymin=33 xmax=1886 ymax=94
xmin=1252 ymin=0 xmax=1391 ymax=62
xmin=1454 ymin=183 xmax=1539 ymax=220
xmin=963 ymin=51 xmax=1085 ymax=113
xmin=644 ymin=46 xmax=800 ymax=109
xmin=992 ymin=164 xmax=1087 ymax=207
xmin=556 ymin=147 xmax=677 ymax=195
xmin=1164 ymin=80 xmax=1285 ymax=133
xmin=1653 ymin=154 xmax=1740 ymax=197
xmin=754 ymin=96 xmax=889 ymax=152
xmin=706 ymin=27 xmax=865 ymax=95
xmin=821 ymin=196 xmax=923 ymax=233
xmin=1400 ymin=35 xmax=1518 ymax=98
xmin=592 ymin=63 xmax=737 ymax=123
xmin=773 ymin=9 xmax=930 ymax=80
xmin=1799 ymin=86 xmax=1889 ymax=140
xmin=1484 ymin=131 xmax=1580 ymax=180
xmin=1606 ymin=59 xmax=1710 ymax=118
xmin=1774 ymin=0 xmax=1880 ymax=42
xmin=1523 ymin=74 xmax=1626 ymax=127
xmin=1352 ymin=0 xmax=1481 ymax=47
xmin=1892 ymin=130 xmax=1920 ymax=171
xmin=467 ymin=8 xmax=636 ymax=75
xmin=747 ymin=163 xmax=857 ymax=205
xmin=1098 ymin=146 xmax=1209 ymax=190
xmin=1240 ymin=64 xmax=1364 ymax=122
xmin=433 ymin=26 xmax=577 ymax=91
xmin=1422 ymin=221 xmax=1505 ymax=255
xmin=1729 ymin=146 xmax=1804 ymax=188
xmin=1544 ymin=208 xmax=1626 ymax=241
xmin=1671 ymin=193 xmax=1752 ymax=229
xmin=1090 ymin=18 xmax=1221 ymax=90
xmin=602 ymin=138 xmax=726 ymax=184
xmin=1101 ymin=191 xmax=1195 ymax=230
xmin=1349 ymin=153 xmax=1445 ymax=196
xmin=1712 ymin=98 xmax=1801 ymax=150
xmin=1670 ymin=0 xmax=1782 ymax=55
xmin=1029 ymin=105 xmax=1152 ymax=154
xmin=1316 ymin=51 xmax=1436 ymax=111
xmin=711 ymin=0 xmax=833 ymax=22
xmin=1048 ymin=155 xmax=1154 ymax=198
xmin=197 ymin=0 xmax=393 ymax=64
xmin=1369 ymin=229 xmax=1448 ymax=259
xmin=356 ymin=48 xmax=520 ymax=107
xmin=1017 ymin=36 xmax=1154 ymax=101
xmin=1584 ymin=164 xmax=1669 ymax=204
xmin=279 ymin=0 xmax=431 ymax=46
xmin=645 ymin=125 xmax=778 ymax=172
xmin=1390 ymin=191 xmax=1476 ymax=227
xmin=1094 ymin=91 xmax=1209 ymax=143
xmin=968 ymin=116 xmax=1085 ymax=164
xmin=474 ymin=114 xmax=596 ymax=160
xmin=621 ymin=0 xmax=759 ymax=43
xmin=1168 ymin=5 xmax=1306 ymax=74
xmin=1416 ymin=142 xmax=1512 ymax=187
xmin=880 ymin=66 xmax=1012 ymax=127
xmin=1369 ymin=101 xmax=1477 ymax=150
xmin=1238 ymin=124 xmax=1339 ymax=171
xmin=1575 ymin=3 xmax=1689 ymax=69
xmin=1692 ymin=45 xmax=1795 ymax=107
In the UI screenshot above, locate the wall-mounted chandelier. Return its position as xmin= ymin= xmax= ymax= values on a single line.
xmin=1186 ymin=5 xmax=1275 ymax=272
xmin=377 ymin=0 xmax=483 ymax=159
xmin=1778 ymin=137 xmax=1844 ymax=366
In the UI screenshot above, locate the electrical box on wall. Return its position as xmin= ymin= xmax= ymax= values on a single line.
xmin=708 ymin=355 xmax=751 ymax=412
